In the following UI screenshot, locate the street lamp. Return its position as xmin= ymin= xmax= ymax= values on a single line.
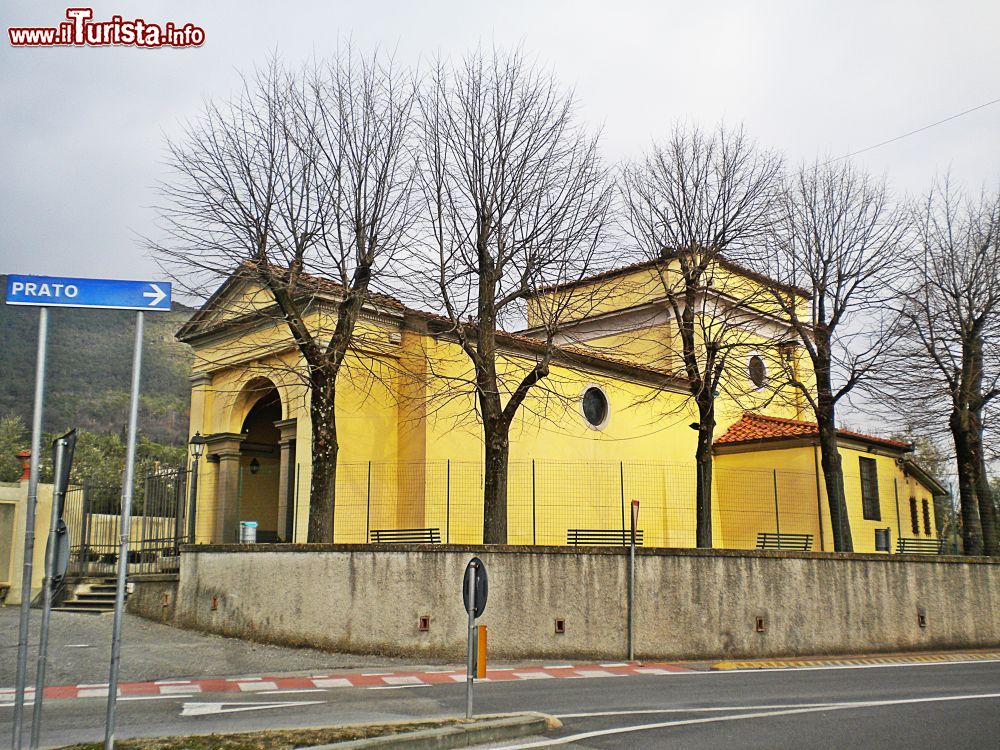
xmin=249 ymin=457 xmax=260 ymax=475
xmin=187 ymin=433 xmax=207 ymax=543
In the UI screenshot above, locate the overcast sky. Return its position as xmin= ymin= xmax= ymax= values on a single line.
xmin=2 ymin=0 xmax=999 ymax=285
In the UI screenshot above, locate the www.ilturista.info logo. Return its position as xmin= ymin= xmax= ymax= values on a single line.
xmin=8 ymin=7 xmax=205 ymax=48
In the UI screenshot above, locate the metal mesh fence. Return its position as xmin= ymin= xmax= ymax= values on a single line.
xmin=286 ymin=460 xmax=875 ymax=551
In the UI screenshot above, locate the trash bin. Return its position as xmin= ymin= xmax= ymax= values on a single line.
xmin=239 ymin=521 xmax=258 ymax=544
xmin=874 ymin=527 xmax=890 ymax=552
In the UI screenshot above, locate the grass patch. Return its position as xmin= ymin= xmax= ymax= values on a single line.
xmin=58 ymin=718 xmax=465 ymax=750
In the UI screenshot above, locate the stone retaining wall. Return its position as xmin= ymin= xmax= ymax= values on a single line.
xmin=128 ymin=545 xmax=1000 ymax=660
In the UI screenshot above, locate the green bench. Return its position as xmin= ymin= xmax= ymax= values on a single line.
xmin=895 ymin=537 xmax=943 ymax=554
xmin=567 ymin=529 xmax=644 ymax=546
xmin=756 ymin=532 xmax=813 ymax=551
xmin=370 ymin=528 xmax=441 ymax=544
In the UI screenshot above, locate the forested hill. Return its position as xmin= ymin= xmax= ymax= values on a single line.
xmin=0 ymin=276 xmax=195 ymax=445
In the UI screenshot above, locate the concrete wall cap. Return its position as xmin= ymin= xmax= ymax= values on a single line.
xmin=176 ymin=542 xmax=1000 ymax=565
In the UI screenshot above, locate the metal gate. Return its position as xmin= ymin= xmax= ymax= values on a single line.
xmin=64 ymin=467 xmax=189 ymax=576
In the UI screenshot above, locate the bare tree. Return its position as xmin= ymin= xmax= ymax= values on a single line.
xmin=890 ymin=180 xmax=1000 ymax=556
xmin=414 ymin=49 xmax=612 ymax=543
xmin=621 ymin=124 xmax=783 ymax=548
xmin=153 ymin=51 xmax=418 ymax=542
xmin=764 ymin=160 xmax=908 ymax=552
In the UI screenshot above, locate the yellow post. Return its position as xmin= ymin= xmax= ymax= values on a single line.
xmin=476 ymin=625 xmax=487 ymax=678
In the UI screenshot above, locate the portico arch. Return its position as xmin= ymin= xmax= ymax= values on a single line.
xmin=206 ymin=377 xmax=297 ymax=543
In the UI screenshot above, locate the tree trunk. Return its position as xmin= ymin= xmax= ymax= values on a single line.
xmin=694 ymin=396 xmax=715 ymax=548
xmin=974 ymin=453 xmax=999 ymax=556
xmin=817 ymin=425 xmax=852 ymax=552
xmin=308 ymin=374 xmax=338 ymax=543
xmin=811 ymin=332 xmax=853 ymax=552
xmin=483 ymin=426 xmax=509 ymax=544
xmin=950 ymin=413 xmax=984 ymax=556
xmin=970 ymin=430 xmax=998 ymax=555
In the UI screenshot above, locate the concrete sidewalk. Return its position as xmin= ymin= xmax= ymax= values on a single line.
xmin=0 ymin=606 xmax=439 ymax=687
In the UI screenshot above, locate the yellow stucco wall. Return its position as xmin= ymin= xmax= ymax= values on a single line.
xmin=181 ymin=272 xmax=939 ymax=553
xmin=0 ymin=481 xmax=53 ymax=605
xmin=715 ymin=442 xmax=939 ymax=553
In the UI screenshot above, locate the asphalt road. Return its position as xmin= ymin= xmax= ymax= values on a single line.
xmin=0 ymin=608 xmax=434 ymax=686
xmin=4 ymin=659 xmax=998 ymax=749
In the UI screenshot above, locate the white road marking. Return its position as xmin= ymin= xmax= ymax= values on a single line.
xmin=728 ymin=658 xmax=1000 ymax=674
xmin=610 ymin=658 xmax=1000 ymax=679
xmin=78 ymin=688 xmax=118 ymax=698
xmin=574 ymin=670 xmax=621 ymax=678
xmin=544 ymin=665 xmax=574 ymax=669
xmin=367 ymin=684 xmax=432 ymax=690
xmin=515 ymin=672 xmax=555 ymax=680
xmin=237 ymin=681 xmax=279 ymax=692
xmin=499 ymin=692 xmax=1000 ymax=748
xmin=180 ymin=700 xmax=324 ymax=717
xmin=258 ymin=688 xmax=326 ymax=695
xmin=555 ymin=702 xmax=838 ymax=718
xmin=159 ymin=684 xmax=200 ymax=695
xmin=634 ymin=668 xmax=673 ymax=675
xmin=120 ymin=694 xmax=193 ymax=702
xmin=312 ymin=678 xmax=353 ymax=688
xmin=382 ymin=676 xmax=423 ymax=686
xmin=600 ymin=663 xmax=629 ymax=668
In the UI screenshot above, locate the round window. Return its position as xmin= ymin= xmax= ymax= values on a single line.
xmin=748 ymin=355 xmax=767 ymax=388
xmin=582 ymin=386 xmax=609 ymax=428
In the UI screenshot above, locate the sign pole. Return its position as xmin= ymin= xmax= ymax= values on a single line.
xmin=12 ymin=307 xmax=48 ymax=750
xmin=465 ymin=565 xmax=476 ymax=719
xmin=627 ymin=499 xmax=638 ymax=662
xmin=104 ymin=311 xmax=145 ymax=750
xmin=461 ymin=557 xmax=486 ymax=720
xmin=30 ymin=432 xmax=75 ymax=750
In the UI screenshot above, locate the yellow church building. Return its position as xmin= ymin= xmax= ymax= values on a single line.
xmin=176 ymin=256 xmax=945 ymax=554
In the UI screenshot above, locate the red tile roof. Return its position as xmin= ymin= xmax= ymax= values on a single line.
xmin=715 ymin=413 xmax=912 ymax=451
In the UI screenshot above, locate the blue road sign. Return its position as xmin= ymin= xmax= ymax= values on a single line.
xmin=5 ymin=275 xmax=172 ymax=311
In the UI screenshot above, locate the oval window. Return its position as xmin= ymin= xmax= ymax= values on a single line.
xmin=748 ymin=355 xmax=767 ymax=388
xmin=582 ymin=386 xmax=609 ymax=428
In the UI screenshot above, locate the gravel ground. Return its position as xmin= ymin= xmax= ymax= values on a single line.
xmin=0 ymin=606 xmax=445 ymax=687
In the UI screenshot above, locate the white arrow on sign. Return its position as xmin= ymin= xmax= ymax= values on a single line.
xmin=142 ymin=283 xmax=167 ymax=306
xmin=180 ymin=699 xmax=324 ymax=717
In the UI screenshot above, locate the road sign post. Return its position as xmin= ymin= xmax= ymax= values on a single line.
xmin=628 ymin=499 xmax=639 ymax=661
xmin=11 ymin=306 xmax=47 ymax=750
xmin=462 ymin=557 xmax=488 ymax=719
xmin=4 ymin=274 xmax=170 ymax=750
xmin=104 ymin=311 xmax=146 ymax=750
xmin=30 ymin=431 xmax=77 ymax=750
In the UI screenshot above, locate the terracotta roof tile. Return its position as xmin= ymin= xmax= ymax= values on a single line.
xmin=715 ymin=412 xmax=911 ymax=451
xmin=535 ymin=253 xmax=813 ymax=300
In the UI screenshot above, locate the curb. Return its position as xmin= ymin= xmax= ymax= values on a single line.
xmin=301 ymin=713 xmax=560 ymax=749
xmin=711 ymin=650 xmax=1000 ymax=670
xmin=0 ymin=662 xmax=691 ymax=703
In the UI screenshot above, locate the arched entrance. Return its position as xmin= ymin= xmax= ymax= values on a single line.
xmin=237 ymin=386 xmax=283 ymax=542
